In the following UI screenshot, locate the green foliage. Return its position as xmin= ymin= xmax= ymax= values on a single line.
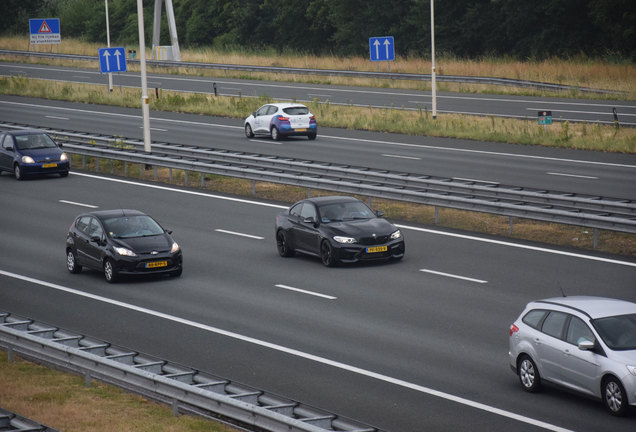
xmin=2 ymin=0 xmax=633 ymax=60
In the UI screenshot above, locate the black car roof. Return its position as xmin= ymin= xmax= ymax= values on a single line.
xmin=81 ymin=209 xmax=147 ymax=220
xmin=303 ymin=196 xmax=360 ymax=206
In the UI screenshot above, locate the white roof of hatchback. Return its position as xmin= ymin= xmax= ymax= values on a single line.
xmin=269 ymin=103 xmax=308 ymax=109
xmin=535 ymin=296 xmax=636 ymax=319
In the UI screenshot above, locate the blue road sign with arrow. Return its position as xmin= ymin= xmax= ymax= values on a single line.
xmin=369 ymin=36 xmax=395 ymax=62
xmin=98 ymin=47 xmax=127 ymax=73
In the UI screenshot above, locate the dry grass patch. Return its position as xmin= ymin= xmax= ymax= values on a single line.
xmin=0 ymin=351 xmax=236 ymax=432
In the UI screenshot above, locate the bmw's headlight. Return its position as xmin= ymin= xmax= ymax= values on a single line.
xmin=113 ymin=246 xmax=136 ymax=257
xmin=333 ymin=236 xmax=356 ymax=244
xmin=627 ymin=365 xmax=636 ymax=376
xmin=390 ymin=230 xmax=402 ymax=240
xmin=21 ymin=155 xmax=35 ymax=164
xmin=60 ymin=152 xmax=68 ymax=161
xmin=170 ymin=241 xmax=180 ymax=253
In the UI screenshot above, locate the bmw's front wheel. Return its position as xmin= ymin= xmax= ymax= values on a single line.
xmin=320 ymin=240 xmax=337 ymax=267
xmin=276 ymin=230 xmax=294 ymax=257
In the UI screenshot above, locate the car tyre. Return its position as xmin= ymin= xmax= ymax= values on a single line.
xmin=104 ymin=258 xmax=119 ymax=283
xmin=320 ymin=240 xmax=337 ymax=267
xmin=66 ymin=249 xmax=82 ymax=274
xmin=308 ymin=132 xmax=317 ymax=140
xmin=14 ymin=164 xmax=23 ymax=180
xmin=245 ymin=123 xmax=254 ymax=138
xmin=271 ymin=126 xmax=281 ymax=141
xmin=603 ymin=376 xmax=628 ymax=416
xmin=518 ymin=355 xmax=541 ymax=393
xmin=276 ymin=230 xmax=294 ymax=257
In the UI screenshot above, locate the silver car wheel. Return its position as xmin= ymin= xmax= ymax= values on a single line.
xmin=518 ymin=356 xmax=540 ymax=392
xmin=603 ymin=378 xmax=627 ymax=415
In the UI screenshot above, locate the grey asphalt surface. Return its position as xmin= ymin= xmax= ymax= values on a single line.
xmin=1 ymin=61 xmax=635 ymax=125
xmin=1 ymin=172 xmax=635 ymax=431
xmin=1 ymin=95 xmax=635 ymax=201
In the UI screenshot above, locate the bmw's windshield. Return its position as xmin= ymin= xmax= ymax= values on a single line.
xmin=102 ymin=215 xmax=164 ymax=239
xmin=320 ymin=201 xmax=375 ymax=223
xmin=592 ymin=314 xmax=636 ymax=350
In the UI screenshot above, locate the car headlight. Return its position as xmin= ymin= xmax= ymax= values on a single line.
xmin=113 ymin=246 xmax=136 ymax=257
xmin=390 ymin=230 xmax=402 ymax=240
xmin=333 ymin=236 xmax=356 ymax=244
xmin=170 ymin=242 xmax=180 ymax=253
xmin=627 ymin=365 xmax=636 ymax=376
xmin=21 ymin=155 xmax=35 ymax=164
xmin=60 ymin=152 xmax=68 ymax=161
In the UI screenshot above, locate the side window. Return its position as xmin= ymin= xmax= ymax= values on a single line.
xmin=255 ymin=106 xmax=270 ymax=116
xmin=300 ymin=203 xmax=317 ymax=220
xmin=522 ymin=310 xmax=547 ymax=329
xmin=2 ymin=135 xmax=13 ymax=150
xmin=566 ymin=316 xmax=595 ymax=345
xmin=289 ymin=203 xmax=303 ymax=217
xmin=267 ymin=106 xmax=279 ymax=115
xmin=89 ymin=218 xmax=104 ymax=238
xmin=75 ymin=216 xmax=91 ymax=235
xmin=541 ymin=311 xmax=568 ymax=339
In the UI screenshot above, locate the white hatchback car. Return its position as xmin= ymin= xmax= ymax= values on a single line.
xmin=509 ymin=296 xmax=636 ymax=416
xmin=244 ymin=103 xmax=317 ymax=140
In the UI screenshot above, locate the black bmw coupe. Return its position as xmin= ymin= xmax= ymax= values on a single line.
xmin=275 ymin=196 xmax=404 ymax=266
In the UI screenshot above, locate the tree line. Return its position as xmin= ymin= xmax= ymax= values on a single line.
xmin=2 ymin=0 xmax=634 ymax=61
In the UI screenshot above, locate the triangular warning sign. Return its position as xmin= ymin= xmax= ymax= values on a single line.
xmin=39 ymin=21 xmax=52 ymax=33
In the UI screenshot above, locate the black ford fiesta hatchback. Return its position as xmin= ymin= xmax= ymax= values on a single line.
xmin=66 ymin=209 xmax=182 ymax=283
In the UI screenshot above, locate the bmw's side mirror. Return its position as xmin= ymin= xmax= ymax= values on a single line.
xmin=303 ymin=217 xmax=317 ymax=227
xmin=376 ymin=210 xmax=385 ymax=217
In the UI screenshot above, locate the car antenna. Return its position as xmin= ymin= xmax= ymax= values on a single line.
xmin=558 ymin=281 xmax=567 ymax=297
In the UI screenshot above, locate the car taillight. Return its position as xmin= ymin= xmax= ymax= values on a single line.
xmin=277 ymin=116 xmax=289 ymax=122
xmin=310 ymin=115 xmax=315 ymax=120
xmin=509 ymin=324 xmax=519 ymax=336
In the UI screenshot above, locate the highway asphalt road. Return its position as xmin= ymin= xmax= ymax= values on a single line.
xmin=1 ymin=172 xmax=635 ymax=431
xmin=1 ymin=61 xmax=635 ymax=126
xmin=1 ymin=95 xmax=636 ymax=201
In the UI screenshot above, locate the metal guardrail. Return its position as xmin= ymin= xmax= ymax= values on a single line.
xmin=0 ymin=49 xmax=620 ymax=95
xmin=0 ymin=311 xmax=382 ymax=432
xmin=2 ymin=122 xmax=635 ymax=234
xmin=0 ymin=407 xmax=60 ymax=432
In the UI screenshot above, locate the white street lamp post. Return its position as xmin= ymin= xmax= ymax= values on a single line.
xmin=104 ymin=0 xmax=113 ymax=92
xmin=431 ymin=0 xmax=437 ymax=119
xmin=136 ymin=0 xmax=152 ymax=153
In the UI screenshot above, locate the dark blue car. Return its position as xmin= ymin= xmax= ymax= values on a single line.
xmin=0 ymin=129 xmax=69 ymax=180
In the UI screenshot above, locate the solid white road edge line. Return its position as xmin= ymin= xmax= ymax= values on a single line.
xmin=0 ymin=268 xmax=574 ymax=432
xmin=420 ymin=269 xmax=487 ymax=284
xmin=71 ymin=172 xmax=636 ymax=268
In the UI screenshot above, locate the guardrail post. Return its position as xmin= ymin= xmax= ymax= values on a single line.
xmin=85 ymin=371 xmax=91 ymax=387
xmin=252 ymin=180 xmax=256 ymax=195
xmin=124 ymin=161 xmax=128 ymax=176
xmin=154 ymin=166 xmax=158 ymax=181
xmin=169 ymin=168 xmax=173 ymax=183
xmin=95 ymin=158 xmax=100 ymax=172
xmin=139 ymin=164 xmax=143 ymax=179
xmin=172 ymin=399 xmax=179 ymax=417
xmin=308 ymin=187 xmax=312 ymax=198
xmin=82 ymin=155 xmax=86 ymax=169
xmin=509 ymin=217 xmax=514 ymax=235
xmin=435 ymin=206 xmax=439 ymax=224
xmin=594 ymin=228 xmax=598 ymax=249
xmin=184 ymin=170 xmax=189 ymax=185
xmin=7 ymin=346 xmax=13 ymax=363
xmin=201 ymin=173 xmax=206 ymax=188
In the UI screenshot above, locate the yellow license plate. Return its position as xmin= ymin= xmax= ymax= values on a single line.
xmin=295 ymin=128 xmax=307 ymax=132
xmin=366 ymin=246 xmax=388 ymax=253
xmin=146 ymin=261 xmax=167 ymax=268
xmin=42 ymin=163 xmax=58 ymax=168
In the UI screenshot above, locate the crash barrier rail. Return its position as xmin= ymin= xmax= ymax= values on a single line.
xmin=0 ymin=311 xmax=382 ymax=432
xmin=0 ymin=49 xmax=619 ymax=95
xmin=0 ymin=407 xmax=60 ymax=432
xmin=1 ymin=123 xmax=635 ymax=236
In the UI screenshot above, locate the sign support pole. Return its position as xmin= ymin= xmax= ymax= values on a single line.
xmin=105 ymin=0 xmax=113 ymax=92
xmin=136 ymin=0 xmax=152 ymax=153
xmin=431 ymin=0 xmax=437 ymax=119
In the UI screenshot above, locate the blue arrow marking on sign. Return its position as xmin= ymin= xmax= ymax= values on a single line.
xmin=369 ymin=36 xmax=395 ymax=62
xmin=98 ymin=47 xmax=127 ymax=73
